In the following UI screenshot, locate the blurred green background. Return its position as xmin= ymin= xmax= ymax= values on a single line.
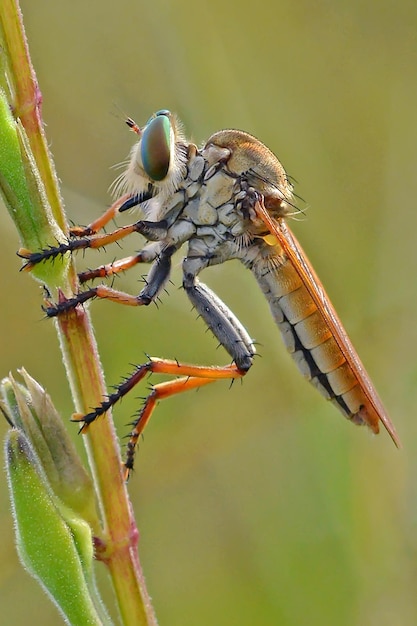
xmin=1 ymin=1 xmax=417 ymax=624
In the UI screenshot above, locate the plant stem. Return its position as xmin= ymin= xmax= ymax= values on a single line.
xmin=58 ymin=307 xmax=157 ymax=626
xmin=0 ymin=0 xmax=66 ymax=232
xmin=0 ymin=1 xmax=157 ymax=623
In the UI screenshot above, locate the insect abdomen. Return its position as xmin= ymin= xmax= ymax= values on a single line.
xmin=251 ymin=248 xmax=372 ymax=427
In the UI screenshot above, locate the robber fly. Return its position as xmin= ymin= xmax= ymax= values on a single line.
xmin=19 ymin=110 xmax=399 ymax=475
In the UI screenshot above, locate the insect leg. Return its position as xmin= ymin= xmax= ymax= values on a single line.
xmin=182 ymin=258 xmax=256 ymax=371
xmin=76 ymin=228 xmax=169 ymax=283
xmin=43 ymin=244 xmax=176 ymax=316
xmin=78 ymin=252 xmax=150 ymax=283
xmin=70 ymin=190 xmax=153 ymax=237
xmin=71 ymin=255 xmax=256 ymax=474
xmin=72 ymin=357 xmax=245 ymax=478
xmin=17 ymin=219 xmax=164 ymax=270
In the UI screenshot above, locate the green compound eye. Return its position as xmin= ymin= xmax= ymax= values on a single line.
xmin=141 ymin=112 xmax=172 ymax=181
xmin=155 ymin=109 xmax=171 ymax=117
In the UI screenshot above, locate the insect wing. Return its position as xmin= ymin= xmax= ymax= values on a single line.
xmin=254 ymin=200 xmax=400 ymax=447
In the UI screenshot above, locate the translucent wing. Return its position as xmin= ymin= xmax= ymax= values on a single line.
xmin=254 ymin=199 xmax=400 ymax=446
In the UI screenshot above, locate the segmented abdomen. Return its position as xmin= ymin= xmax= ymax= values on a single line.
xmin=251 ymin=246 xmax=370 ymax=427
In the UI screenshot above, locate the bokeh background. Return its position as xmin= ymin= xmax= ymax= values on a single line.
xmin=1 ymin=1 xmax=417 ymax=624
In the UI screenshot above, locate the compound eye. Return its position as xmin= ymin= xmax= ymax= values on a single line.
xmin=155 ymin=109 xmax=171 ymax=117
xmin=141 ymin=113 xmax=172 ymax=181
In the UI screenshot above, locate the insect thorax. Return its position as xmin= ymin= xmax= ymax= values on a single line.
xmin=132 ymin=131 xmax=293 ymax=273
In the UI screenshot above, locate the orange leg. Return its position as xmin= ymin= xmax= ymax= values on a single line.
xmin=70 ymin=193 xmax=145 ymax=236
xmin=72 ymin=357 xmax=246 ymax=478
xmin=43 ymin=244 xmax=174 ymax=315
xmin=17 ymin=193 xmax=159 ymax=270
xmin=18 ymin=222 xmax=145 ymax=271
xmin=78 ymin=253 xmax=147 ymax=283
xmin=43 ymin=283 xmax=152 ymax=316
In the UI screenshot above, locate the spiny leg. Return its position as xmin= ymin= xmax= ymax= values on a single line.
xmin=72 ymin=357 xmax=247 ymax=479
xmin=16 ymin=184 xmax=168 ymax=270
xmin=17 ymin=194 xmax=135 ymax=267
xmin=123 ymin=289 xmax=256 ymax=471
xmin=76 ymin=216 xmax=173 ymax=283
xmin=182 ymin=257 xmax=256 ymax=371
xmin=73 ymin=273 xmax=256 ymax=474
xmin=43 ymin=244 xmax=177 ymax=316
xmin=78 ymin=252 xmax=149 ymax=283
xmin=124 ymin=371 xmax=241 ymax=478
xmin=70 ymin=190 xmax=153 ymax=237
xmin=17 ymin=217 xmax=168 ymax=270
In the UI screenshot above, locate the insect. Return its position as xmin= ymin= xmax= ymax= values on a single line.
xmin=19 ymin=110 xmax=400 ymax=475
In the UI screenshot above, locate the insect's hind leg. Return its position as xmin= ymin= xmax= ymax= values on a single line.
xmin=182 ymin=259 xmax=256 ymax=372
xmin=73 ymin=357 xmax=246 ymax=479
xmin=121 ymin=273 xmax=258 ymax=474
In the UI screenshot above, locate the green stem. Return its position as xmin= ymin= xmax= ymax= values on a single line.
xmin=57 ymin=308 xmax=157 ymax=626
xmin=0 ymin=0 xmax=66 ymax=232
xmin=0 ymin=1 xmax=157 ymax=624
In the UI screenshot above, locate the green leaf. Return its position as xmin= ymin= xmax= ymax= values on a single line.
xmin=1 ymin=370 xmax=100 ymax=531
xmin=5 ymin=430 xmax=113 ymax=625
xmin=0 ymin=88 xmax=69 ymax=286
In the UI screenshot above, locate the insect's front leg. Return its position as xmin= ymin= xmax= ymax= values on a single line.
xmin=17 ymin=217 xmax=168 ymax=270
xmin=77 ymin=221 xmax=171 ymax=283
xmin=70 ymin=190 xmax=154 ymax=237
